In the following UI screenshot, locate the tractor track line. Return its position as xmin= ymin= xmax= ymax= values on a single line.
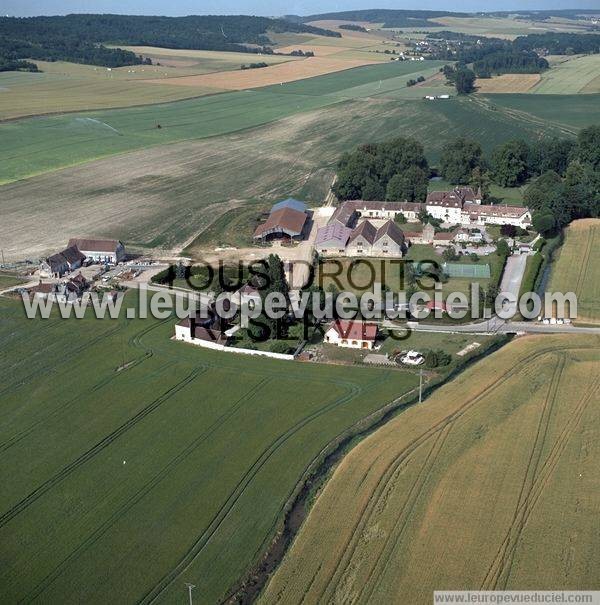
xmin=19 ymin=376 xmax=272 ymax=604
xmin=355 ymin=424 xmax=453 ymax=605
xmin=499 ymin=373 xmax=600 ymax=588
xmin=482 ymin=353 xmax=566 ymax=590
xmin=488 ymin=372 xmax=600 ymax=590
xmin=311 ymin=344 xmax=596 ymax=604
xmin=0 ymin=366 xmax=208 ymax=529
xmin=140 ymin=380 xmax=366 ymax=604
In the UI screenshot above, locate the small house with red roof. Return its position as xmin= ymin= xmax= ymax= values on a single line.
xmin=324 ymin=319 xmax=378 ymax=350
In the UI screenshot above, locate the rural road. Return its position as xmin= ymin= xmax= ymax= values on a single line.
xmin=499 ymin=252 xmax=529 ymax=315
xmin=383 ymin=317 xmax=600 ymax=335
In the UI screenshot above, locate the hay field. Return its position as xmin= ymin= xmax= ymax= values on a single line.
xmin=0 ymin=49 xmax=302 ymax=120
xmin=261 ymin=334 xmax=600 ymax=604
xmin=2 ymin=88 xmax=584 ymax=260
xmin=532 ymin=54 xmax=600 ymax=94
xmin=0 ymin=60 xmax=225 ymax=120
xmin=475 ymin=74 xmax=541 ymax=94
xmin=548 ymin=219 xmax=600 ymax=325
xmin=426 ymin=16 xmax=592 ymax=39
xmin=0 ymin=295 xmax=417 ymax=604
xmin=143 ymin=56 xmax=379 ymax=90
xmin=0 ymin=61 xmax=503 ymax=185
xmin=113 ymin=46 xmax=300 ymax=76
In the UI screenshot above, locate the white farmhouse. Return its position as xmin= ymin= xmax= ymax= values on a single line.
xmin=68 ymin=238 xmax=126 ymax=264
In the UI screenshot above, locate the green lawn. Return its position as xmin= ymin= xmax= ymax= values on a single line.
xmin=0 ymin=294 xmax=417 ymax=604
xmin=0 ymin=272 xmax=26 ymax=289
xmin=379 ymin=330 xmax=495 ymax=358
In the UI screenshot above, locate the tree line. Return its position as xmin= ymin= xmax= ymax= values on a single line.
xmin=513 ymin=33 xmax=600 ymax=55
xmin=332 ymin=128 xmax=600 ymax=234
xmin=429 ymin=32 xmax=551 ymax=80
xmin=0 ymin=14 xmax=338 ymax=70
xmin=298 ymin=9 xmax=467 ymax=29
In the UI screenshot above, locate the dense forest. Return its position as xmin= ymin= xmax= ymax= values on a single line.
xmin=338 ymin=24 xmax=368 ymax=32
xmin=0 ymin=14 xmax=339 ymax=70
xmin=333 ymin=138 xmax=429 ymax=203
xmin=429 ymin=34 xmax=550 ymax=77
xmin=333 ymin=128 xmax=600 ymax=235
xmin=514 ymin=33 xmax=600 ymax=55
xmin=0 ymin=58 xmax=39 ymax=72
xmin=473 ymin=51 xmax=549 ymax=77
xmin=298 ymin=9 xmax=467 ymax=28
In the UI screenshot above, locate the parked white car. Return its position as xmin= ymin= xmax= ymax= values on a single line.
xmin=400 ymin=350 xmax=425 ymax=366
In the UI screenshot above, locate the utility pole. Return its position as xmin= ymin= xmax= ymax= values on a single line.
xmin=418 ymin=368 xmax=423 ymax=404
xmin=185 ymin=583 xmax=195 ymax=605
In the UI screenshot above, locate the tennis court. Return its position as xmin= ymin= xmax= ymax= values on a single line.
xmin=443 ymin=262 xmax=491 ymax=278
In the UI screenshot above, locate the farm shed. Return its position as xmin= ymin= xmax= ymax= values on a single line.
xmin=253 ymin=203 xmax=308 ymax=241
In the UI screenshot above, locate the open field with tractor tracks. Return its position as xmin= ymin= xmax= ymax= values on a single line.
xmin=261 ymin=334 xmax=600 ymax=604
xmin=0 ymin=295 xmax=419 ymax=604
xmin=549 ymin=219 xmax=600 ymax=325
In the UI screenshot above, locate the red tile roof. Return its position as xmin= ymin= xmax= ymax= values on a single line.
xmin=329 ymin=319 xmax=377 ymax=341
xmin=68 ymin=238 xmax=122 ymax=253
xmin=348 ymin=220 xmax=377 ymax=244
xmin=253 ymin=207 xmax=307 ymax=238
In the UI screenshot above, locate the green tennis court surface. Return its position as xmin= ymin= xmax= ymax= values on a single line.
xmin=443 ymin=262 xmax=491 ymax=278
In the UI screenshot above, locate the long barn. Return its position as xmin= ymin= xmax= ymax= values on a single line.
xmin=253 ymin=199 xmax=308 ymax=242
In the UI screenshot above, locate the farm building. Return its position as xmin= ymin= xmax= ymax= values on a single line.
xmin=426 ymin=187 xmax=531 ymax=228
xmin=324 ymin=319 xmax=378 ymax=349
xmin=253 ymin=199 xmax=308 ymax=242
xmin=315 ymin=223 xmax=352 ymax=256
xmin=426 ymin=187 xmax=480 ymax=223
xmin=30 ymin=273 xmax=89 ymax=303
xmin=346 ymin=220 xmax=405 ymax=257
xmin=68 ymin=238 xmax=126 ymax=264
xmin=462 ymin=203 xmax=532 ymax=228
xmin=453 ymin=228 xmax=483 ymax=243
xmin=404 ymin=223 xmax=435 ymax=245
xmin=39 ymin=245 xmax=85 ymax=278
xmin=174 ymin=315 xmax=229 ymax=348
xmin=329 ymin=200 xmax=422 ymax=228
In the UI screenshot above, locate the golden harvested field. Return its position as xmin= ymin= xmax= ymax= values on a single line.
xmin=0 ymin=49 xmax=301 ymax=119
xmin=0 ymin=60 xmax=224 ymax=120
xmin=261 ymin=334 xmax=600 ymax=604
xmin=549 ymin=219 xmax=600 ymax=325
xmin=144 ymin=56 xmax=379 ymax=89
xmin=475 ymin=74 xmax=541 ymax=93
xmin=428 ymin=16 xmax=592 ymax=40
xmin=113 ymin=46 xmax=301 ymax=76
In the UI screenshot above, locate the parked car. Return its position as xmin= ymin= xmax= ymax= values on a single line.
xmin=400 ymin=350 xmax=425 ymax=366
